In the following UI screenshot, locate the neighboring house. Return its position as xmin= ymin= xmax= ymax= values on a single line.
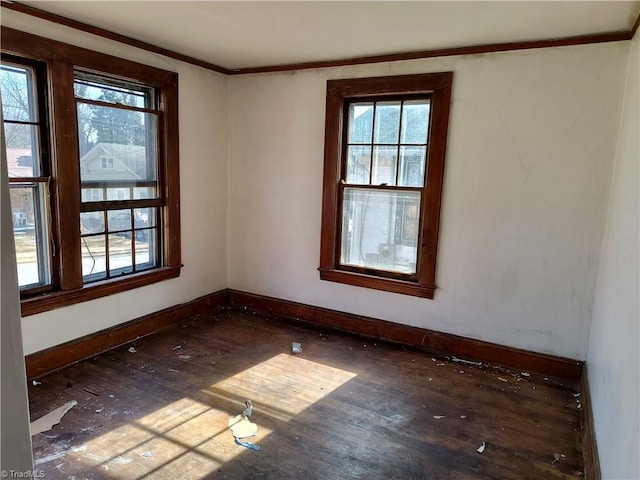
xmin=6 ymin=148 xmax=36 ymax=226
xmin=79 ymin=142 xmax=152 ymax=201
xmin=80 ymin=142 xmax=150 ymax=181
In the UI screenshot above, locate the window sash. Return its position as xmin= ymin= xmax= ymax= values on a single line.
xmin=320 ymin=72 xmax=453 ymax=299
xmin=2 ymin=59 xmax=54 ymax=292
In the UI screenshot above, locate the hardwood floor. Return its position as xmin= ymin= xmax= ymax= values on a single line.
xmin=28 ymin=310 xmax=584 ymax=479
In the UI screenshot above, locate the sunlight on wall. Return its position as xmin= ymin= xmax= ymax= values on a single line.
xmin=65 ymin=354 xmax=356 ymax=479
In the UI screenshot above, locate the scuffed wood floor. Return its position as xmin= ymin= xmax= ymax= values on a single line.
xmin=28 ymin=310 xmax=585 ymax=479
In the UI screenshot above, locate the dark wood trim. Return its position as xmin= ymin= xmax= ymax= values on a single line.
xmin=631 ymin=12 xmax=640 ymax=39
xmin=0 ymin=2 xmax=231 ymax=75
xmin=75 ymin=97 xmax=159 ymax=115
xmin=581 ymin=366 xmax=601 ymax=480
xmin=21 ymin=266 xmax=182 ymax=317
xmin=227 ymin=289 xmax=584 ymax=383
xmin=1 ymin=27 xmax=177 ymax=87
xmin=161 ymin=79 xmax=181 ymax=268
xmin=49 ymin=61 xmax=83 ymax=291
xmin=79 ymin=198 xmax=163 ymax=212
xmin=230 ymin=32 xmax=631 ymax=75
xmin=24 ymin=286 xmax=585 ymax=384
xmin=25 ymin=289 xmax=228 ymax=379
xmin=320 ymin=73 xmax=452 ymax=298
xmin=319 ymin=268 xmax=435 ymax=298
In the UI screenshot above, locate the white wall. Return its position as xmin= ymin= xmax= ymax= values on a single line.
xmin=228 ymin=43 xmax=629 ymax=360
xmin=587 ymin=33 xmax=639 ymax=480
xmin=1 ymin=11 xmax=229 ymax=355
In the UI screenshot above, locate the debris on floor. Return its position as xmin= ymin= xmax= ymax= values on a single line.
xmin=477 ymin=442 xmax=486 ymax=454
xmin=292 ymin=342 xmax=302 ymax=354
xmin=178 ymin=354 xmax=192 ymax=360
xmin=31 ymin=400 xmax=77 ymax=435
xmin=128 ymin=347 xmax=137 ymax=353
xmin=235 ymin=438 xmax=261 ymax=451
xmin=229 ymin=400 xmax=260 ymax=451
xmin=140 ymin=451 xmax=154 ymax=458
xmin=168 ymin=368 xmax=180 ymax=373
xmin=552 ymin=453 xmax=566 ymax=464
xmin=173 ymin=345 xmax=182 ymax=350
xmin=32 ymin=380 xmax=42 ymax=386
xmin=497 ymin=377 xmax=509 ymax=382
xmin=451 ymin=356 xmax=482 ymax=367
xmin=433 ymin=415 xmax=445 ymax=419
xmin=34 ymin=451 xmax=66 ymax=465
xmin=83 ymin=387 xmax=100 ymax=396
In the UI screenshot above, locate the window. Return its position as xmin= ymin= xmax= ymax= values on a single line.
xmin=1 ymin=59 xmax=52 ymax=292
xmin=1 ymin=28 xmax=181 ymax=316
xmin=100 ymin=156 xmax=115 ymax=169
xmin=319 ymin=73 xmax=452 ymax=298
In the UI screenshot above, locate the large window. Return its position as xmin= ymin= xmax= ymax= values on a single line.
xmin=319 ymin=73 xmax=452 ymax=298
xmin=1 ymin=28 xmax=181 ymax=316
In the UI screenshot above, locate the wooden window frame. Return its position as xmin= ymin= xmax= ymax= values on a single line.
xmin=1 ymin=27 xmax=181 ymax=316
xmin=319 ymin=73 xmax=452 ymax=298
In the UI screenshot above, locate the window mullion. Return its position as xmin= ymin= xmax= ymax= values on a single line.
xmin=369 ymin=102 xmax=376 ymax=185
xmin=49 ymin=61 xmax=83 ymax=290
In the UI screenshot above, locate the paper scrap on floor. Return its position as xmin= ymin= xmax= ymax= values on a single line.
xmin=30 ymin=400 xmax=77 ymax=435
xmin=228 ymin=414 xmax=258 ymax=439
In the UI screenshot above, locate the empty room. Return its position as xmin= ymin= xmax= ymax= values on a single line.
xmin=1 ymin=1 xmax=638 ymax=479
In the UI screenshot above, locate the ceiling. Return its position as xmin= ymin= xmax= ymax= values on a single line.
xmin=18 ymin=1 xmax=640 ymax=70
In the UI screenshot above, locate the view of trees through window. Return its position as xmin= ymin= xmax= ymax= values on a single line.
xmin=1 ymin=61 xmax=51 ymax=289
xmin=74 ymin=73 xmax=160 ymax=283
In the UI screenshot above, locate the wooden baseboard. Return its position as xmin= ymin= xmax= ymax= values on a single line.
xmin=228 ymin=289 xmax=584 ymax=383
xmin=25 ymin=289 xmax=228 ymax=379
xmin=581 ymin=366 xmax=601 ymax=480
xmin=25 ymin=287 xmax=584 ymax=385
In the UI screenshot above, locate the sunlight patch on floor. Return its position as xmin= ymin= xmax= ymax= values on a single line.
xmin=205 ymin=353 xmax=358 ymax=419
xmin=65 ymin=353 xmax=355 ymax=479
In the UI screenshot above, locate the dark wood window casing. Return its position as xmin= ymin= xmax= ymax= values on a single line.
xmin=319 ymin=73 xmax=452 ymax=298
xmin=1 ymin=27 xmax=181 ymax=316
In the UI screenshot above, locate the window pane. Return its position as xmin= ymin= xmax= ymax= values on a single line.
xmin=0 ymin=64 xmax=36 ymax=122
xmin=81 ymin=212 xmax=105 ymax=234
xmin=372 ymin=146 xmax=397 ymax=186
xmin=107 ymin=209 xmax=131 ymax=233
xmin=348 ymin=103 xmax=373 ymax=144
xmin=106 ymin=187 xmax=131 ymax=201
xmin=398 ymin=146 xmax=427 ymax=187
xmin=133 ymin=186 xmax=157 ymax=199
xmin=373 ymin=102 xmax=401 ymax=144
xmin=74 ymin=77 xmax=152 ymax=109
xmin=341 ymin=188 xmax=420 ymax=274
xmin=82 ymin=235 xmax=107 ymax=281
xmin=81 ymin=188 xmax=104 ymax=202
xmin=77 ymin=106 xmax=158 ymax=182
xmin=346 ymin=145 xmax=371 ymax=184
xmin=400 ymin=100 xmax=430 ymax=144
xmin=135 ymin=227 xmax=158 ymax=271
xmin=11 ymin=185 xmax=50 ymax=287
xmin=134 ymin=207 xmax=155 ymax=228
xmin=5 ymin=124 xmax=40 ymax=177
xmin=109 ymin=234 xmax=133 ymax=276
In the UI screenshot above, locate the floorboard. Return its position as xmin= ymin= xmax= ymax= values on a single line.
xmin=28 ymin=310 xmax=584 ymax=479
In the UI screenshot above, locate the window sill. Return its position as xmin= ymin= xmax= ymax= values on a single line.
xmin=319 ymin=268 xmax=435 ymax=299
xmin=20 ymin=266 xmax=182 ymax=317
